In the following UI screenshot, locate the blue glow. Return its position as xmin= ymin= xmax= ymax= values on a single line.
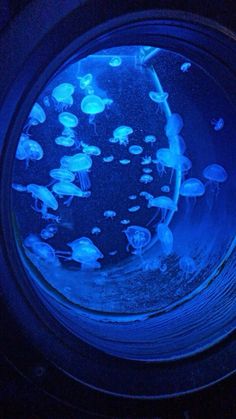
xmin=58 ymin=112 xmax=78 ymax=128
xmin=109 ymin=56 xmax=122 ymax=67
xmin=180 ymin=178 xmax=205 ymax=197
xmin=128 ymin=145 xmax=143 ymax=155
xmin=123 ymin=225 xmax=151 ymax=254
xmin=81 ymin=94 xmax=105 ymax=115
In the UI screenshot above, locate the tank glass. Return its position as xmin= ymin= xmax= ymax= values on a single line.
xmin=11 ymin=46 xmax=236 ymax=329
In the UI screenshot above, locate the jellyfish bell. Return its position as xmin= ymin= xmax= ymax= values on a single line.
xmin=91 ymin=227 xmax=101 ymax=235
xmin=26 ymin=184 xmax=58 ymax=219
xmin=55 ymin=135 xmax=75 ymax=147
xmin=58 ymin=112 xmax=78 ymax=128
xmin=157 ymin=223 xmax=173 ymax=256
xmin=147 ymin=195 xmax=177 ymax=224
xmin=142 ymin=168 xmax=152 ymax=174
xmin=15 ymin=134 xmax=29 ymax=160
xmin=82 ymin=144 xmax=101 ymax=156
xmin=113 ymin=125 xmax=133 ymax=146
xmin=165 ymin=113 xmax=184 ymax=137
xmin=22 ymin=139 xmax=44 ymax=165
xmin=24 ymin=103 xmax=46 ymax=132
xmin=129 ymin=145 xmax=143 ymax=155
xmin=180 ymin=178 xmax=205 ymax=197
xmin=67 ymin=237 xmax=103 ymax=269
xmin=52 ymin=83 xmax=75 ymax=111
xmin=103 ymin=155 xmax=114 ymax=163
xmin=179 ymin=256 xmax=196 ymax=279
xmin=123 ymin=225 xmax=151 ymax=255
xmin=128 ymin=205 xmax=140 ymax=213
xmin=203 ymin=164 xmax=228 ymax=184
xmin=149 ymin=91 xmax=169 ymax=103
xmin=62 ymin=153 xmax=92 ymax=191
xmin=78 ymin=73 xmax=93 ymax=90
xmin=139 ymin=174 xmax=153 ymax=184
xmin=119 ymin=159 xmax=130 ymax=165
xmin=52 ymin=181 xmax=90 ymax=206
xmin=81 ymin=94 xmax=105 ymax=115
xmin=104 ymin=210 xmax=116 ymax=219
xmin=144 ymin=135 xmax=156 ymax=144
xmin=49 ymin=168 xmax=75 ymax=183
xmin=109 ymin=56 xmax=122 ymax=67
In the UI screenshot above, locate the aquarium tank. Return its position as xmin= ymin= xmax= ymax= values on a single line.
xmin=11 ymin=45 xmax=236 ymax=360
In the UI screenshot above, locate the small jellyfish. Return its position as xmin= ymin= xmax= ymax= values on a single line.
xmin=104 ymin=210 xmax=116 ymax=219
xmin=103 ymin=155 xmax=114 ymax=163
xmin=52 ymin=181 xmax=90 ymax=206
xmin=12 ymin=183 xmax=27 ymax=192
xmin=157 ymin=223 xmax=173 ymax=256
xmin=40 ymin=224 xmax=58 ymax=240
xmin=43 ymin=96 xmax=50 ymax=107
xmin=180 ymin=62 xmax=191 ymax=72
xmin=211 ymin=117 xmax=224 ymax=131
xmin=16 ymin=135 xmax=43 ymax=167
xmin=141 ymin=155 xmax=152 ymax=165
xmin=109 ymin=137 xmax=119 ymax=144
xmin=27 ymin=184 xmax=58 ymax=219
xmin=128 ymin=205 xmax=140 ymax=213
xmin=129 ymin=145 xmax=143 ymax=155
xmin=109 ymin=250 xmax=118 ymax=256
xmin=82 ymin=144 xmax=101 ymax=156
xmin=91 ymin=226 xmax=101 ymax=235
xmin=109 ymin=56 xmax=122 ymax=67
xmin=203 ymin=163 xmax=228 ymax=207
xmin=26 ymin=240 xmax=59 ymax=265
xmin=149 ymin=91 xmax=169 ymax=103
xmin=24 ymin=103 xmax=46 ymax=133
xmin=81 ymin=94 xmax=105 ymax=115
xmin=180 ymin=178 xmax=205 ymax=212
xmin=142 ymin=168 xmax=152 ymax=174
xmin=58 ymin=112 xmax=78 ymax=128
xmin=78 ymin=74 xmax=93 ymax=90
xmin=140 ymin=191 xmax=153 ymax=201
xmin=144 ymin=135 xmax=156 ymax=144
xmin=52 ymin=83 xmax=75 ymax=111
xmin=165 ymin=113 xmax=184 ymax=137
xmin=120 ymin=219 xmax=130 ymax=225
xmin=49 ymin=168 xmax=75 ymax=183
xmin=179 ymin=256 xmax=196 ymax=280
xmin=123 ymin=225 xmax=151 ymax=255
xmin=147 ymin=196 xmax=177 ymax=224
xmin=128 ymin=195 xmax=137 ymax=200
xmin=113 ymin=126 xmax=133 ymax=146
xmin=140 ymin=174 xmax=153 ymax=184
xmin=161 ymin=185 xmax=170 ymax=193
xmin=67 ymin=237 xmax=103 ymax=269
xmin=119 ymin=159 xmax=130 ymax=165
xmin=61 ymin=153 xmax=92 ymax=191
xmin=55 ymin=135 xmax=75 ymax=147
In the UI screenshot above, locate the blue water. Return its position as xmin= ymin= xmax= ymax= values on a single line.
xmin=12 ymin=46 xmax=236 ymax=315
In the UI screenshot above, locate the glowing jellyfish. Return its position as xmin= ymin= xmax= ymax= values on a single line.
xmin=43 ymin=96 xmax=50 ymax=107
xmin=211 ymin=117 xmax=224 ymax=131
xmin=156 ymin=148 xmax=191 ymax=177
xmin=52 ymin=83 xmax=75 ymax=111
xmin=128 ymin=205 xmax=140 ymax=213
xmin=49 ymin=168 xmax=75 ymax=183
xmin=140 ymin=191 xmax=153 ymax=201
xmin=52 ymin=181 xmax=90 ymax=206
xmin=61 ymin=153 xmax=92 ymax=191
xmin=24 ymin=234 xmax=41 ymax=248
xmin=91 ymin=227 xmax=101 ymax=235
xmin=129 ymin=145 xmax=143 ymax=155
xmin=140 ymin=174 xmax=153 ymax=184
xmin=157 ymin=223 xmax=173 ymax=256
xmin=12 ymin=183 xmax=27 ymax=192
xmin=103 ymin=155 xmax=114 ymax=163
xmin=109 ymin=250 xmax=118 ymax=256
xmin=79 ymin=74 xmax=93 ymax=90
xmin=119 ymin=159 xmax=130 ymax=165
xmin=24 ymin=103 xmax=46 ymax=133
xmin=16 ymin=136 xmax=43 ymax=166
xmin=144 ymin=135 xmax=156 ymax=144
xmin=149 ymin=91 xmax=169 ymax=103
xmin=142 ymin=168 xmax=152 ymax=174
xmin=109 ymin=56 xmax=122 ymax=67
xmin=109 ymin=137 xmax=119 ymax=144
xmin=25 ymin=239 xmax=60 ymax=265
xmin=104 ymin=210 xmax=116 ymax=219
xmin=180 ymin=62 xmax=191 ymax=72
xmin=161 ymin=185 xmax=170 ymax=193
xmin=165 ymin=113 xmax=184 ymax=137
xmin=55 ymin=135 xmax=75 ymax=147
xmin=129 ymin=195 xmax=137 ymax=200
xmin=58 ymin=112 xmax=78 ymax=128
xmin=27 ymin=184 xmax=58 ymax=219
xmin=123 ymin=225 xmax=151 ymax=255
xmin=141 ymin=156 xmax=152 ymax=165
xmin=67 ymin=237 xmax=103 ymax=269
xmin=179 ymin=256 xmax=196 ymax=279
xmin=40 ymin=224 xmax=58 ymax=240
xmin=81 ymin=95 xmax=105 ymax=115
xmin=203 ymin=164 xmax=228 ymax=184
xmin=82 ymin=144 xmax=101 ymax=156
xmin=148 ymin=196 xmax=177 ymax=224
xmin=113 ymin=126 xmax=133 ymax=146
xmin=180 ymin=178 xmax=205 ymax=198
xmin=15 ymin=134 xmax=29 ymax=160
xmin=120 ymin=219 xmax=130 ymax=225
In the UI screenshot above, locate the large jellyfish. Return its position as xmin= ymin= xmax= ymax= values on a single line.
xmin=52 ymin=181 xmax=90 ymax=206
xmin=67 ymin=237 xmax=104 ymax=269
xmin=123 ymin=225 xmax=151 ymax=255
xmin=24 ymin=103 xmax=46 ymax=133
xmin=180 ymin=178 xmax=205 ymax=212
xmin=26 ymin=184 xmax=59 ymax=220
xmin=202 ymin=163 xmax=228 ymax=207
xmin=147 ymin=196 xmax=177 ymax=225
xmin=60 ymin=153 xmax=92 ymax=191
xmin=157 ymin=223 xmax=173 ymax=256
xmin=112 ymin=125 xmax=133 ymax=146
xmin=58 ymin=112 xmax=78 ymax=128
xmin=52 ymin=83 xmax=75 ymax=111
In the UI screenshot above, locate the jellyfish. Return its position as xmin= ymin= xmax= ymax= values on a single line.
xmin=52 ymin=181 xmax=90 ymax=206
xmin=24 ymin=236 xmax=60 ymax=265
xmin=180 ymin=62 xmax=191 ymax=72
xmin=26 ymin=184 xmax=58 ymax=219
xmin=161 ymin=185 xmax=170 ymax=193
xmin=55 ymin=135 xmax=75 ymax=147
xmin=140 ymin=174 xmax=153 ymax=184
xmin=165 ymin=113 xmax=184 ymax=137
xmin=141 ymin=156 xmax=152 ymax=165
xmin=16 ymin=135 xmax=43 ymax=167
xmin=157 ymin=223 xmax=173 ymax=256
xmin=128 ymin=195 xmax=137 ymax=200
xmin=179 ymin=256 xmax=196 ymax=280
xmin=113 ymin=125 xmax=133 ymax=146
xmin=24 ymin=103 xmax=46 ymax=132
xmin=52 ymin=83 xmax=75 ymax=111
xmin=15 ymin=134 xmax=29 ymax=160
xmin=40 ymin=224 xmax=58 ymax=240
xmin=140 ymin=191 xmax=153 ymax=201
xmin=109 ymin=56 xmax=122 ymax=67
xmin=129 ymin=145 xmax=143 ymax=155
xmin=149 ymin=91 xmax=169 ymax=103
xmin=147 ymin=196 xmax=177 ymax=225
xmin=119 ymin=159 xmax=130 ymax=165
xmin=61 ymin=153 xmax=92 ymax=191
xmin=104 ymin=210 xmax=116 ymax=219
xmin=180 ymin=178 xmax=205 ymax=212
xmin=128 ymin=205 xmax=140 ymax=213
xmin=143 ymin=168 xmax=152 ymax=174
xmin=12 ymin=183 xmax=27 ymax=192
xmin=103 ymin=155 xmax=114 ymax=163
xmin=49 ymin=168 xmax=75 ymax=183
xmin=91 ymin=227 xmax=101 ymax=235
xmin=156 ymin=148 xmax=191 ymax=179
xmin=58 ymin=112 xmax=78 ymax=128
xmin=123 ymin=225 xmax=151 ymax=255
xmin=82 ymin=144 xmax=101 ymax=156
xmin=78 ymin=74 xmax=93 ymax=90
xmin=211 ymin=117 xmax=224 ymax=131
xmin=81 ymin=94 xmax=105 ymax=115
xmin=202 ymin=164 xmax=228 ymax=207
xmin=144 ymin=135 xmax=156 ymax=144
xmin=43 ymin=96 xmax=50 ymax=107
xmin=67 ymin=237 xmax=104 ymax=269
xmin=109 ymin=137 xmax=119 ymax=144
xmin=120 ymin=219 xmax=130 ymax=225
